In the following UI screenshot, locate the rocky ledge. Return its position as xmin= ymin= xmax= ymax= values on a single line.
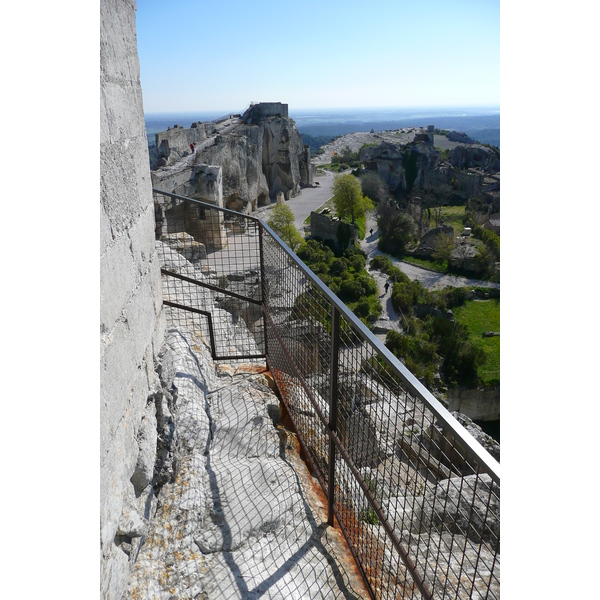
xmin=124 ymin=325 xmax=367 ymax=599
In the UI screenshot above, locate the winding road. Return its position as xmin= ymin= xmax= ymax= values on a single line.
xmin=255 ymin=170 xmax=498 ymax=340
xmin=269 ymin=169 xmax=500 ymax=293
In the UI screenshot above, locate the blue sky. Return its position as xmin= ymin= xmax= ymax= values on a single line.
xmin=137 ymin=0 xmax=499 ymax=114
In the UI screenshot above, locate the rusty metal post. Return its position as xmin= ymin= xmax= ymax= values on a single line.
xmin=328 ymin=305 xmax=340 ymax=526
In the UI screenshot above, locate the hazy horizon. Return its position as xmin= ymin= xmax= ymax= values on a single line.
xmin=144 ymin=105 xmax=500 ymax=148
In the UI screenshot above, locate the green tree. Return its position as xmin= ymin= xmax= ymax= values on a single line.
xmin=332 ymin=173 xmax=374 ymax=225
xmin=377 ymin=204 xmax=417 ymax=257
xmin=267 ymin=203 xmax=304 ymax=252
xmin=360 ymin=171 xmax=389 ymax=205
xmin=431 ymin=233 xmax=455 ymax=263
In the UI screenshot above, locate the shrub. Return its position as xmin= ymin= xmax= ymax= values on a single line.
xmin=391 ymin=279 xmax=429 ymax=314
xmin=388 ymin=266 xmax=409 ymax=284
xmin=425 ymin=318 xmax=486 ymax=386
xmin=354 ymin=299 xmax=371 ymax=318
xmin=297 ymin=239 xmax=334 ymax=265
xmin=431 ymin=286 xmax=467 ymax=310
xmin=385 ymin=330 xmax=438 ymax=383
xmin=347 ymin=252 xmax=366 ymax=272
xmin=339 ymin=279 xmax=366 ymax=301
xmin=330 ymin=258 xmax=348 ymax=276
xmin=311 ymin=261 xmax=330 ymax=276
xmin=370 ymin=255 xmax=393 ymax=271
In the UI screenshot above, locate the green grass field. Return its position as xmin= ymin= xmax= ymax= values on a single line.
xmin=403 ymin=255 xmax=448 ymax=272
xmin=438 ymin=205 xmax=466 ymax=236
xmin=453 ymin=298 xmax=500 ymax=387
xmin=402 ymin=205 xmax=473 ymax=273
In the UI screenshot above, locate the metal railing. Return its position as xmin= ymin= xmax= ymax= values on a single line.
xmin=153 ymin=189 xmax=500 ymax=599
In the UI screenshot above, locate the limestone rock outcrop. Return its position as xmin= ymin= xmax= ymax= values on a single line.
xmin=414 ymin=225 xmax=455 ymax=258
xmin=152 ymin=103 xmax=315 ymax=214
xmin=450 ymin=144 xmax=500 ymax=172
xmin=193 ymin=124 xmax=271 ymax=210
xmin=359 ymin=132 xmax=441 ymax=194
xmin=449 ymin=242 xmax=480 ymax=273
xmin=446 ymin=130 xmax=476 ymax=144
xmin=358 ymin=127 xmax=499 ymax=201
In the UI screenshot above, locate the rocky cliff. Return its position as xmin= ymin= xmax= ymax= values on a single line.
xmin=152 ymin=103 xmax=315 ymax=213
xmin=359 ymin=128 xmax=499 ymax=199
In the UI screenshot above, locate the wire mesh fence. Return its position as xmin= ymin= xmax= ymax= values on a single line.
xmin=153 ymin=190 xmax=500 ymax=599
xmin=154 ymin=189 xmax=266 ymax=361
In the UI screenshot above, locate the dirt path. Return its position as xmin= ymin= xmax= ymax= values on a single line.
xmin=361 ymin=212 xmax=499 ymax=291
xmin=360 ymin=212 xmax=499 ymax=339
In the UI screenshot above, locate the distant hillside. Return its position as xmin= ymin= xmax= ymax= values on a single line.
xmin=298 ymin=114 xmax=499 ymax=149
xmin=299 ymin=133 xmax=340 ymax=154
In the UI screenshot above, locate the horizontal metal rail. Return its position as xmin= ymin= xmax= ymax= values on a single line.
xmin=161 ymin=268 xmax=261 ymax=306
xmin=154 ymin=188 xmax=264 ymax=223
xmin=163 ymin=300 xmax=265 ymax=361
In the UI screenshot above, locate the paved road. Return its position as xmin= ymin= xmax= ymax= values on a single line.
xmin=256 ymin=170 xmax=336 ymax=233
xmin=257 ymin=168 xmax=499 ymax=294
xmin=361 ymin=213 xmax=500 ymax=292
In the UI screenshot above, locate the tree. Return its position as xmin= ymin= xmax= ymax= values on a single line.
xmin=267 ymin=203 xmax=304 ymax=252
xmin=359 ymin=171 xmax=388 ymax=205
xmin=431 ymin=233 xmax=455 ymax=263
xmin=377 ymin=204 xmax=417 ymax=257
xmin=332 ymin=173 xmax=374 ymax=225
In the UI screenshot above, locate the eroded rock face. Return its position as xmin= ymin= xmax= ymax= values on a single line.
xmin=360 ymin=141 xmax=407 ymax=192
xmin=260 ymin=114 xmax=313 ymax=199
xmin=152 ymin=103 xmax=314 ymax=214
xmin=125 ymin=324 xmax=367 ymax=599
xmin=360 ymin=134 xmax=441 ymax=194
xmin=415 ymin=225 xmax=455 ymax=258
xmin=193 ymin=124 xmax=270 ymax=211
xmin=450 ymin=144 xmax=500 ymax=172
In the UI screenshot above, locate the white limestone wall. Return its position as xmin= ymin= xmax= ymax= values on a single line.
xmin=100 ymin=0 xmax=165 ymax=597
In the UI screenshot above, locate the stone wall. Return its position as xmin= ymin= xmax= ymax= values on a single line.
xmin=155 ymin=122 xmax=216 ymax=160
xmin=446 ymin=386 xmax=500 ymax=421
xmin=241 ymin=101 xmax=289 ymax=123
xmin=100 ymin=0 xmax=165 ymax=597
xmin=310 ymin=211 xmax=358 ymax=249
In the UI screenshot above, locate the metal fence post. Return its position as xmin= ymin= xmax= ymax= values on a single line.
xmin=328 ymin=305 xmax=340 ymax=526
xmin=258 ymin=223 xmax=269 ymax=358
